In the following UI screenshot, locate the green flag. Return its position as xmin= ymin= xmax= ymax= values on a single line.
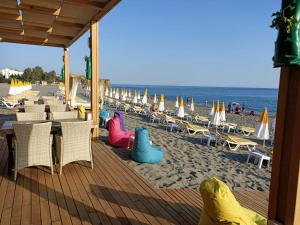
xmin=61 ymin=66 xmax=65 ymax=80
xmin=86 ymin=56 xmax=92 ymax=80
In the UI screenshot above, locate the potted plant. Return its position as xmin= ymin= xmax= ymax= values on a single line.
xmin=272 ymin=0 xmax=300 ymax=67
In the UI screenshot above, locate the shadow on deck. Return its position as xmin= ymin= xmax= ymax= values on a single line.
xmin=0 ymin=138 xmax=268 ymax=225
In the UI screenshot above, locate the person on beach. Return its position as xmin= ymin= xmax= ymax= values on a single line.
xmin=151 ymin=103 xmax=158 ymax=112
xmin=235 ymin=106 xmax=241 ymax=114
xmin=227 ymin=102 xmax=232 ymax=113
xmin=242 ymin=103 xmax=245 ymax=113
xmin=205 ymin=100 xmax=208 ymax=107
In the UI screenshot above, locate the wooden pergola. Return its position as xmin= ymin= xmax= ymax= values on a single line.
xmin=0 ymin=1 xmax=300 ymax=224
xmin=0 ymin=0 xmax=120 ymax=137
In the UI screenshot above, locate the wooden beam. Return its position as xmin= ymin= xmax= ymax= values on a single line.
xmin=64 ymin=48 xmax=70 ymax=102
xmin=0 ymin=12 xmax=22 ymax=21
xmin=268 ymin=67 xmax=300 ymax=225
xmin=66 ymin=0 xmax=121 ymax=47
xmin=63 ymin=0 xmax=106 ymax=8
xmin=18 ymin=3 xmax=59 ymax=15
xmin=0 ymin=37 xmax=64 ymax=47
xmin=90 ymin=20 xmax=99 ymax=138
xmin=55 ymin=20 xmax=85 ymax=28
xmin=0 ymin=27 xmax=22 ymax=35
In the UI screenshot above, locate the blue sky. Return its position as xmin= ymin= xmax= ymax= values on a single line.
xmin=0 ymin=0 xmax=281 ymax=88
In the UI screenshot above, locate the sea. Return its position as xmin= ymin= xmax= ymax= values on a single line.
xmin=113 ymin=84 xmax=278 ymax=115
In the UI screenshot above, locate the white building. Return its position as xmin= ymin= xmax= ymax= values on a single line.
xmin=0 ymin=68 xmax=23 ymax=79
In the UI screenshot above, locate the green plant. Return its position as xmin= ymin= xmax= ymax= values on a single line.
xmin=270 ymin=3 xmax=298 ymax=33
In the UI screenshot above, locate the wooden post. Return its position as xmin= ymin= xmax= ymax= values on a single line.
xmin=90 ymin=21 xmax=99 ymax=138
xmin=64 ymin=48 xmax=70 ymax=102
xmin=268 ymin=67 xmax=300 ymax=225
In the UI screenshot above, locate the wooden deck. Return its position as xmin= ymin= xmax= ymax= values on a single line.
xmin=0 ymin=137 xmax=269 ymax=225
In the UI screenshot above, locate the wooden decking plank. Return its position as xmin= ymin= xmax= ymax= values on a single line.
xmin=97 ymin=143 xmax=194 ymax=225
xmin=80 ymin=155 xmax=154 ymax=225
xmin=97 ymin=143 xmax=196 ymax=225
xmin=93 ymin=144 xmax=172 ymax=225
xmin=159 ymin=189 xmax=198 ymax=224
xmin=94 ymin=143 xmax=186 ymax=225
xmin=62 ymin=165 xmax=93 ymax=225
xmin=164 ymin=189 xmax=199 ymax=220
xmin=1 ymin=175 xmax=16 ymax=225
xmin=44 ymin=168 xmax=61 ymax=223
xmin=51 ymin=167 xmax=73 ymax=225
xmin=10 ymin=173 xmax=23 ymax=225
xmin=67 ymin=164 xmax=102 ymax=225
xmin=55 ymin=167 xmax=83 ymax=225
xmin=31 ymin=168 xmax=41 ymax=225
xmin=21 ymin=168 xmax=32 ymax=225
xmin=37 ymin=168 xmax=52 ymax=225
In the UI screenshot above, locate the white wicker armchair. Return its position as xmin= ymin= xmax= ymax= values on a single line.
xmin=49 ymin=104 xmax=67 ymax=112
xmin=13 ymin=122 xmax=53 ymax=180
xmin=24 ymin=104 xmax=45 ymax=113
xmin=50 ymin=111 xmax=78 ymax=120
xmin=55 ymin=121 xmax=93 ymax=174
xmin=16 ymin=112 xmax=47 ymax=121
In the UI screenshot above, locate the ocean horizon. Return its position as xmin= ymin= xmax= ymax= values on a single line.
xmin=113 ymin=84 xmax=278 ymax=115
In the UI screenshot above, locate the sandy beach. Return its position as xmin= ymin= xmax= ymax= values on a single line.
xmin=0 ymin=83 xmax=272 ymax=192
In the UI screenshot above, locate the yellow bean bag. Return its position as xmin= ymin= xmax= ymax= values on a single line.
xmin=77 ymin=105 xmax=86 ymax=119
xmin=199 ymin=177 xmax=267 ymax=225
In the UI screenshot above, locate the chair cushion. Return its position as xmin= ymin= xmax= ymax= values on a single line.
xmin=199 ymin=177 xmax=267 ymax=225
xmin=78 ymin=105 xmax=85 ymax=119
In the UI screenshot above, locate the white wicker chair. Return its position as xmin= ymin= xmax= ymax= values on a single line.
xmin=50 ymin=111 xmax=78 ymax=120
xmin=13 ymin=122 xmax=53 ymax=180
xmin=24 ymin=100 xmax=35 ymax=105
xmin=55 ymin=121 xmax=93 ymax=174
xmin=49 ymin=104 xmax=67 ymax=113
xmin=16 ymin=112 xmax=47 ymax=121
xmin=24 ymin=104 xmax=45 ymax=113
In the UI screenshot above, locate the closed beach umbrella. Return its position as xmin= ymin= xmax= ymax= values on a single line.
xmin=272 ymin=117 xmax=276 ymax=131
xmin=158 ymin=94 xmax=165 ymax=112
xmin=177 ymin=97 xmax=185 ymax=118
xmin=133 ymin=90 xmax=138 ymax=104
xmin=153 ymin=93 xmax=157 ymax=103
xmin=109 ymin=88 xmax=113 ymax=98
xmin=210 ymin=100 xmax=215 ymax=116
xmin=142 ymin=89 xmax=148 ymax=104
xmin=211 ymin=101 xmax=221 ymax=126
xmin=115 ymin=88 xmax=119 ymax=99
xmin=190 ymin=98 xmax=195 ymax=112
xmin=254 ymin=107 xmax=270 ymax=147
xmin=128 ymin=89 xmax=132 ymax=98
xmin=105 ymin=87 xmax=109 ymax=96
xmin=8 ymin=78 xmax=16 ymax=95
xmin=175 ymin=96 xmax=179 ymax=108
xmin=121 ymin=89 xmax=127 ymax=101
xmin=220 ymin=101 xmax=226 ymax=121
xmin=137 ymin=90 xmax=141 ymax=100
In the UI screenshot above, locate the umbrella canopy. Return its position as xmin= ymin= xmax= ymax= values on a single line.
xmin=209 ymin=100 xmax=215 ymax=116
xmin=137 ymin=90 xmax=141 ymax=100
xmin=158 ymin=94 xmax=165 ymax=111
xmin=109 ymin=88 xmax=113 ymax=97
xmin=190 ymin=98 xmax=195 ymax=112
xmin=211 ymin=101 xmax=221 ymax=126
xmin=115 ymin=88 xmax=119 ymax=99
xmin=220 ymin=101 xmax=226 ymax=121
xmin=175 ymin=96 xmax=179 ymax=108
xmin=254 ymin=107 xmax=270 ymax=141
xmin=153 ymin=93 xmax=157 ymax=103
xmin=142 ymin=89 xmax=148 ymax=104
xmin=177 ymin=97 xmax=185 ymax=118
xmin=128 ymin=89 xmax=131 ymax=98
xmin=8 ymin=78 xmax=16 ymax=95
xmin=133 ymin=90 xmax=138 ymax=104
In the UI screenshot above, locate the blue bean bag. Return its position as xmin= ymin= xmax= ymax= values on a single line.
xmin=99 ymin=109 xmax=110 ymax=126
xmin=131 ymin=126 xmax=164 ymax=164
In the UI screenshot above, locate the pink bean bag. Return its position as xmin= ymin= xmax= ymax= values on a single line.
xmin=108 ymin=117 xmax=134 ymax=148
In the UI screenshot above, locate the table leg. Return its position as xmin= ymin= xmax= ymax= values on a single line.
xmin=6 ymin=134 xmax=14 ymax=175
